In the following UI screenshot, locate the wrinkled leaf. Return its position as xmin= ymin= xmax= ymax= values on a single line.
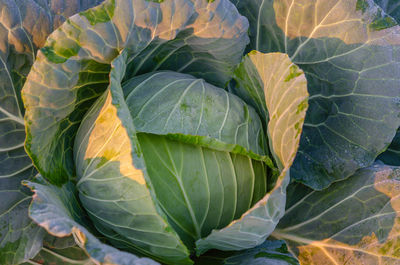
xmin=0 ymin=0 xmax=103 ymax=263
xmin=25 ymin=176 xmax=159 ymax=265
xmin=22 ymin=0 xmax=249 ymax=185
xmin=232 ymin=0 xmax=400 ymax=189
xmin=273 ymin=162 xmax=400 ymax=265
xmin=194 ymin=240 xmax=299 ymax=265
xmin=196 ymin=51 xmax=308 ymax=254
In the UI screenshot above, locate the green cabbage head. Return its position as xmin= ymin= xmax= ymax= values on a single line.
xmin=20 ymin=0 xmax=308 ymax=264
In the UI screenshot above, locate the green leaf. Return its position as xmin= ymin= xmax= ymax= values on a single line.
xmin=273 ymin=162 xmax=400 ymax=265
xmin=22 ymin=0 xmax=249 ymax=185
xmin=25 ymin=236 xmax=95 ymax=265
xmin=74 ymin=52 xmax=193 ymax=264
xmin=374 ymin=0 xmax=400 ymax=23
xmin=25 ymin=177 xmax=159 ymax=265
xmin=137 ymin=133 xmax=268 ymax=250
xmin=28 ymin=245 xmax=95 ymax=265
xmin=123 ymin=71 xmax=270 ymax=162
xmin=194 ymin=240 xmax=299 ymax=265
xmin=0 ymin=0 xmax=103 ymax=263
xmin=232 ymin=0 xmax=400 ymax=189
xmin=378 ymin=129 xmax=400 ymax=165
xmin=195 ymin=52 xmax=308 ymax=254
xmin=0 ymin=180 xmax=45 ymax=265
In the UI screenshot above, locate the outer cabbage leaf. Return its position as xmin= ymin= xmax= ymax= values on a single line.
xmin=22 ymin=0 xmax=249 ymax=185
xmin=25 ymin=176 xmax=158 ymax=265
xmin=0 ymin=0 xmax=103 ymax=263
xmin=273 ymin=162 xmax=400 ymax=265
xmin=195 ymin=52 xmax=308 ymax=254
xmin=194 ymin=240 xmax=299 ymax=265
xmin=232 ymin=0 xmax=400 ymax=189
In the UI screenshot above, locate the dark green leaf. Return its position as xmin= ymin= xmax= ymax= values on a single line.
xmin=25 ymin=236 xmax=95 ymax=265
xmin=377 ymin=128 xmax=400 ymax=166
xmin=374 ymin=0 xmax=400 ymax=23
xmin=194 ymin=240 xmax=299 ymax=265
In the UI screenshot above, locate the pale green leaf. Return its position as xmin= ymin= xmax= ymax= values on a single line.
xmin=123 ymin=71 xmax=269 ymax=162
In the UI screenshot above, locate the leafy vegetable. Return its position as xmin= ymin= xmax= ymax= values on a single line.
xmin=22 ymin=40 xmax=308 ymax=263
xmin=1 ymin=0 xmax=400 ymax=264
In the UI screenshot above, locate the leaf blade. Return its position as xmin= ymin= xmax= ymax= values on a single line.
xmin=274 ymin=162 xmax=400 ymax=265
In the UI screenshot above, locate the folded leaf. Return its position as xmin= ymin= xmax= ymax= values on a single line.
xmin=25 ymin=177 xmax=159 ymax=265
xmin=273 ymin=162 xmax=400 ymax=265
xmin=233 ymin=0 xmax=400 ymax=189
xmin=195 ymin=51 xmax=308 ymax=254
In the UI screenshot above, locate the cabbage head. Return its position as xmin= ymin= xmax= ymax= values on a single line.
xmin=2 ymin=0 xmax=400 ymax=265
xmin=19 ymin=0 xmax=308 ymax=264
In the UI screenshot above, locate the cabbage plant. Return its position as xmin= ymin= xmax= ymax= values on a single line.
xmin=2 ymin=0 xmax=400 ymax=264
